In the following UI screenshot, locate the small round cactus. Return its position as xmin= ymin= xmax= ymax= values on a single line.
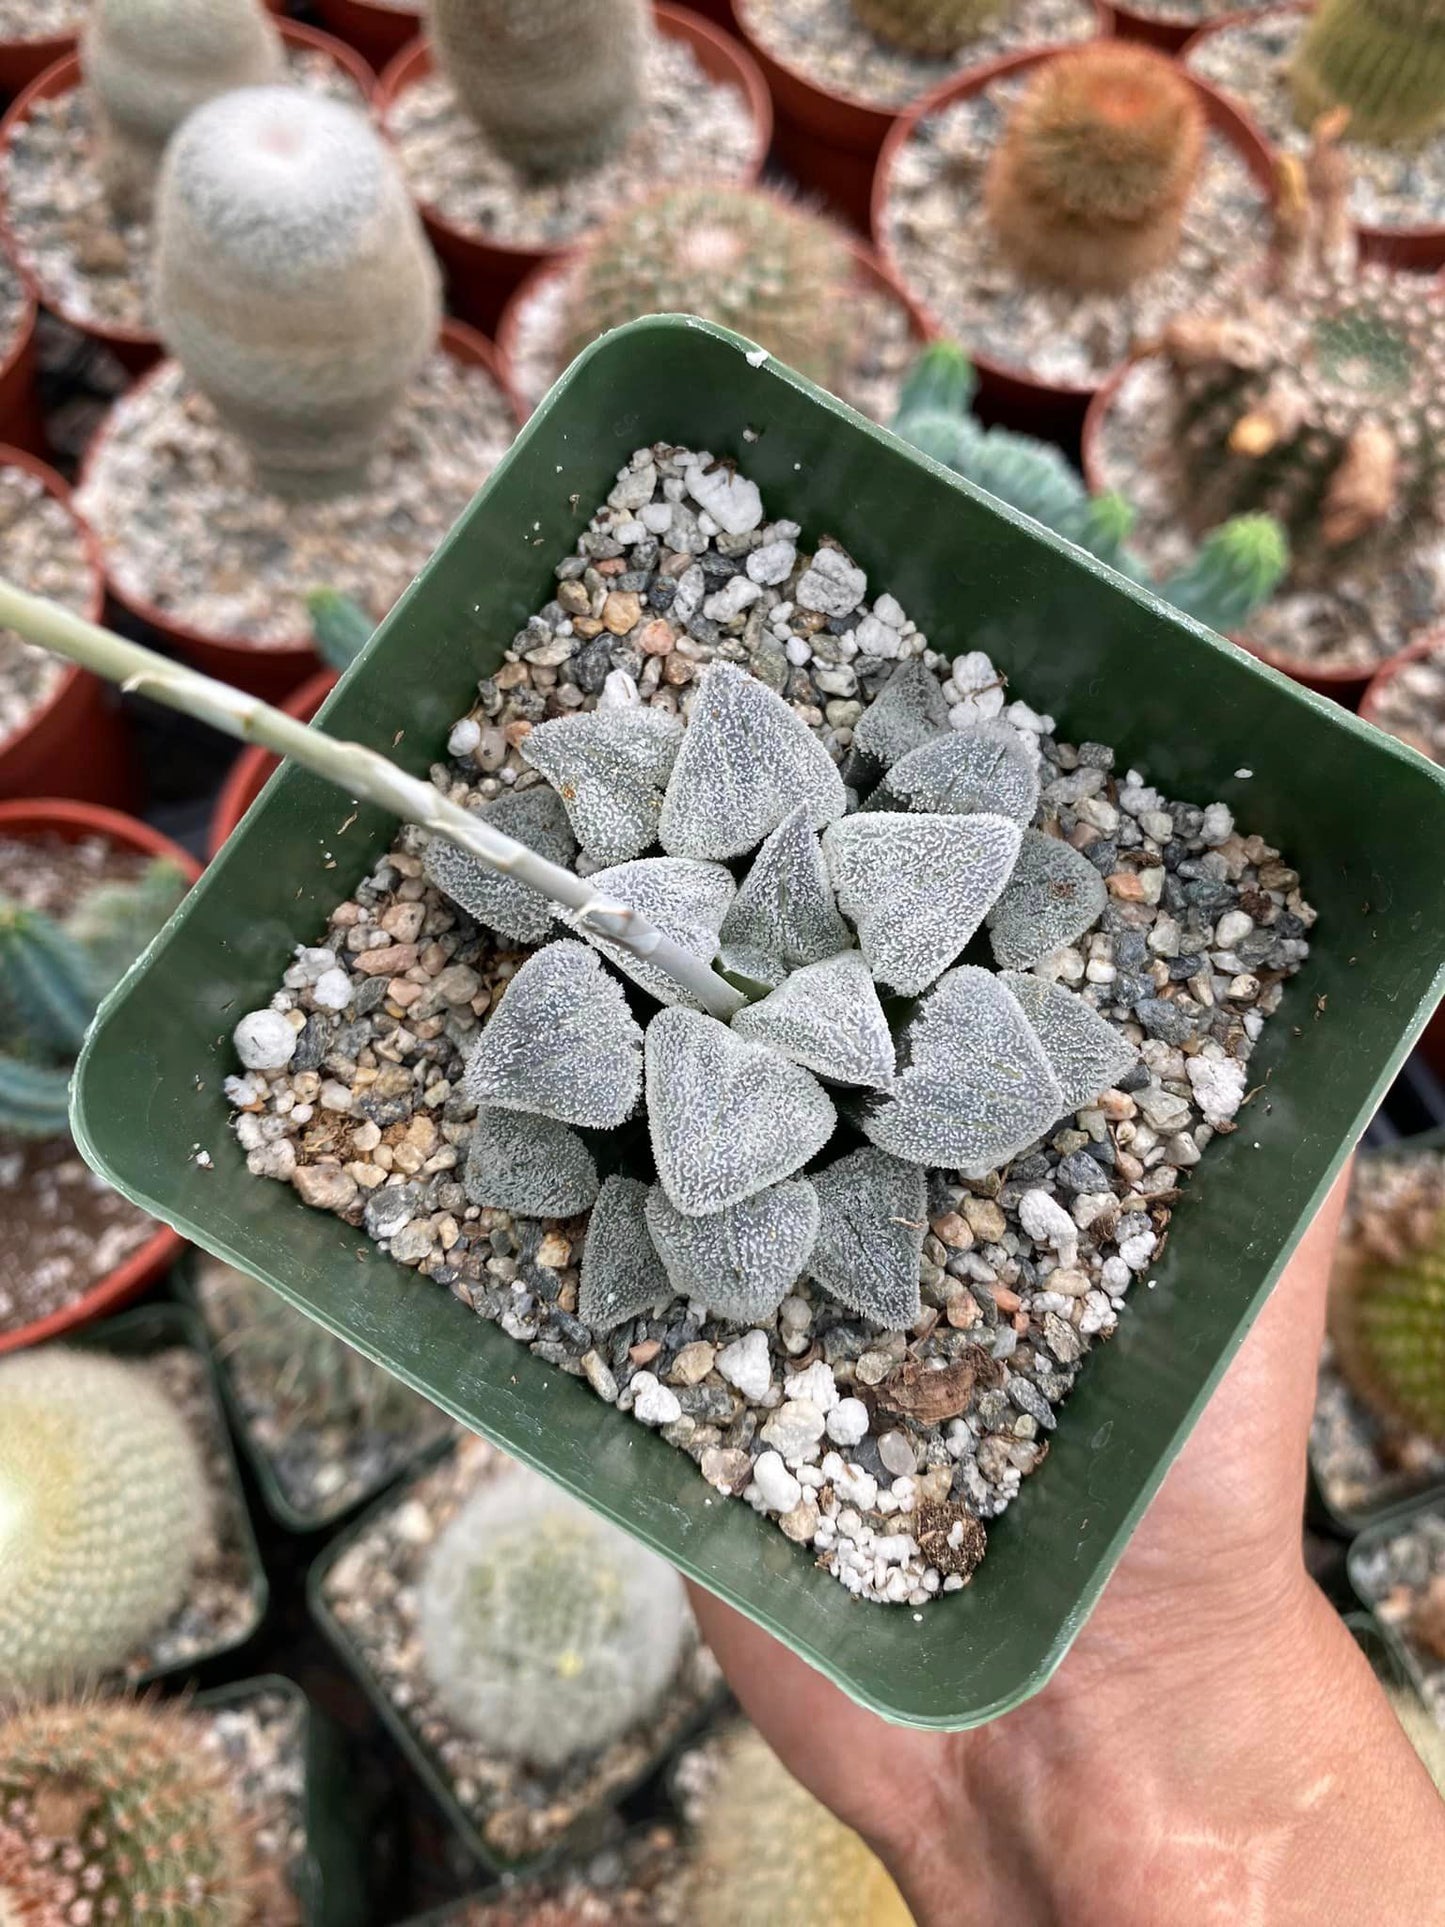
xmin=563 ymin=187 xmax=857 ymax=388
xmin=1330 ymin=1158 xmax=1445 ymax=1444
xmin=0 ymin=1348 xmax=210 ymax=1691
xmin=851 ymin=0 xmax=1006 ymax=54
xmin=82 ymin=0 xmax=286 ymax=220
xmin=0 ymin=1697 xmax=257 ymax=1924
xmin=1292 ymin=0 xmax=1445 ymax=148
xmin=154 ymin=87 xmax=442 ymax=499
xmin=984 ymin=44 xmax=1205 ymax=294
xmin=431 ymin=0 xmax=649 ymax=181
xmin=416 ymin=1464 xmax=691 ymax=1770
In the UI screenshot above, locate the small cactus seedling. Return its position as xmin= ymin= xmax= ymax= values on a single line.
xmin=430 ymin=0 xmax=649 ymax=181
xmin=415 ymin=1462 xmax=691 ymax=1769
xmin=0 ymin=1697 xmax=257 ymax=1923
xmin=81 ymin=0 xmax=285 ymax=220
xmin=154 ymin=88 xmax=442 ymax=499
xmin=851 ymin=0 xmax=1007 ymax=53
xmin=562 ymin=188 xmax=858 ymax=388
xmin=0 ymin=1348 xmax=209 ymax=1690
xmin=984 ymin=44 xmax=1206 ymax=295
xmin=1292 ymin=0 xmax=1445 ymax=147
xmin=1330 ymin=1157 xmax=1445 ymax=1443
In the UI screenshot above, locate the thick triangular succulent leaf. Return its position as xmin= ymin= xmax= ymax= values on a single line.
xmin=987 ymin=828 xmax=1108 ymax=969
xmin=822 ymin=812 xmax=1022 ymax=996
xmin=643 ymin=1180 xmax=820 ymax=1325
xmin=1003 ymin=971 xmax=1139 ymax=1114
xmin=808 ymin=1147 xmax=926 ymax=1331
xmin=716 ymin=804 xmax=852 ymax=987
xmin=731 ymin=951 xmax=896 ymax=1090
xmin=658 ymin=662 xmax=847 ymax=861
xmin=861 ymin=965 xmax=1065 ymax=1176
xmin=877 ymin=723 xmax=1040 ymax=825
xmin=565 ymin=857 xmax=736 ymax=1010
xmin=424 ymin=784 xmax=576 ymax=944
xmin=578 ymin=1176 xmax=674 ymax=1333
xmin=645 ymin=1007 xmax=837 ymax=1217
xmin=464 ymin=1108 xmax=599 ymax=1217
xmin=521 ymin=706 xmax=683 ymax=865
xmin=463 ymin=939 xmax=643 ymax=1128
xmin=847 ymin=657 xmax=951 ymax=776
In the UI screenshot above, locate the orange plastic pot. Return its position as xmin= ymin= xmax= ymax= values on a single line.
xmin=1102 ymin=0 xmax=1200 ymax=51
xmin=79 ymin=319 xmax=521 ymax=705
xmin=0 ymin=797 xmax=200 ymax=1356
xmin=874 ymin=46 xmax=1277 ymax=442
xmin=0 ymin=445 xmax=136 ymax=806
xmin=0 ymin=285 xmax=43 ymax=453
xmin=207 ymin=668 xmax=337 ymax=857
xmin=0 ymin=24 xmax=377 ymax=376
xmin=314 ymin=0 xmax=419 ymax=72
xmin=376 ymin=5 xmax=773 ymax=332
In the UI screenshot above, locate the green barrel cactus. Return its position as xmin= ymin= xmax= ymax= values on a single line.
xmin=82 ymin=0 xmax=285 ymax=220
xmin=416 ymin=1463 xmax=691 ymax=1769
xmin=851 ymin=0 xmax=1007 ymax=51
xmin=0 ymin=1349 xmax=209 ymax=1690
xmin=154 ymin=87 xmax=442 ymax=499
xmin=0 ymin=1697 xmax=256 ymax=1924
xmin=563 ymin=187 xmax=857 ymax=389
xmin=1331 ymin=1203 xmax=1445 ymax=1444
xmin=431 ymin=0 xmax=649 ymax=181
xmin=1292 ymin=0 xmax=1445 ymax=148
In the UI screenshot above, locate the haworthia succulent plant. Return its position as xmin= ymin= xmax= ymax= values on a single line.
xmin=644 ymin=1180 xmax=821 ymax=1325
xmin=807 ymin=1147 xmax=928 ymax=1331
xmin=876 ymin=722 xmax=1040 ymax=824
xmin=463 ymin=940 xmax=643 ymax=1128
xmin=463 ymin=1107 xmax=600 ymax=1218
xmin=425 ymin=785 xmax=577 ymax=944
xmin=730 ymin=950 xmax=896 ymax=1091
xmin=847 ymin=656 xmax=952 ymax=779
xmin=521 ymin=706 xmax=683 ymax=865
xmin=1002 ymin=970 xmax=1139 ymax=1113
xmin=986 ymin=828 xmax=1108 ymax=969
xmin=716 ymin=804 xmax=852 ymax=988
xmin=578 ymin=1175 xmax=673 ymax=1332
xmin=564 ymin=856 xmax=737 ymax=1011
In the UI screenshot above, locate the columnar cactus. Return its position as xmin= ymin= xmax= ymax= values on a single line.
xmin=81 ymin=0 xmax=285 ymax=220
xmin=850 ymin=0 xmax=1007 ymax=53
xmin=984 ymin=44 xmax=1205 ymax=294
xmin=1291 ymin=0 xmax=1445 ymax=147
xmin=430 ymin=0 xmax=649 ymax=181
xmin=1330 ymin=1160 xmax=1445 ymax=1443
xmin=563 ymin=188 xmax=857 ymax=388
xmin=0 ymin=1698 xmax=256 ymax=1924
xmin=0 ymin=1349 xmax=210 ymax=1690
xmin=154 ymin=88 xmax=442 ymax=499
xmin=416 ymin=1463 xmax=691 ymax=1769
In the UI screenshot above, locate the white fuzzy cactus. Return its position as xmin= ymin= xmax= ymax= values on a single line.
xmin=876 ymin=722 xmax=1041 ymax=823
xmin=82 ymin=0 xmax=285 ymax=220
xmin=416 ymin=1462 xmax=690 ymax=1768
xmin=154 ymin=87 xmax=442 ymax=498
xmin=645 ymin=1180 xmax=820 ymax=1325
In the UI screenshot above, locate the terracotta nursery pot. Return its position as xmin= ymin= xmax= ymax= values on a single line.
xmin=1081 ymin=362 xmax=1376 ymax=707
xmin=0 ymin=445 xmax=136 ymax=806
xmin=0 ymin=0 xmax=289 ymax=98
xmin=1186 ymin=2 xmax=1445 ymax=273
xmin=874 ymin=46 xmax=1277 ymax=443
xmin=314 ymin=0 xmax=419 ymax=72
xmin=1102 ymin=0 xmax=1201 ymax=52
xmin=376 ymin=4 xmax=773 ymax=332
xmin=80 ymin=318 xmax=519 ymax=706
xmin=0 ymin=23 xmax=377 ymax=375
xmin=0 ymin=797 xmax=201 ymax=1356
xmin=0 ymin=283 xmax=43 ymax=454
xmin=207 ymin=668 xmax=337 ymax=857
xmin=1359 ymin=628 xmax=1445 ymax=741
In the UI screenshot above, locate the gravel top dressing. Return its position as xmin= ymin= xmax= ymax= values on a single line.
xmin=0 ymin=251 xmax=27 ymax=367
xmin=225 ymin=444 xmax=1315 ymax=1610
xmin=0 ymin=0 xmax=80 ymax=37
xmin=0 ymin=460 xmax=93 ymax=749
xmin=736 ymin=0 xmax=1097 ymax=113
xmin=1354 ymin=1505 xmax=1445 ymax=1719
xmin=880 ymin=77 xmax=1270 ymax=390
xmin=388 ymin=33 xmax=759 ymax=252
xmin=1 ymin=45 xmax=367 ymax=336
xmin=197 ymin=1689 xmax=310 ymax=1924
xmin=76 ymin=353 xmax=517 ymax=649
xmin=1367 ymin=637 xmax=1445 ymax=764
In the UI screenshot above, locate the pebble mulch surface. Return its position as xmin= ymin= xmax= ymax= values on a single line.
xmin=0 ymin=458 xmax=93 ymax=749
xmin=0 ymin=0 xmax=79 ymax=36
xmin=195 ymin=1253 xmax=455 ymax=1524
xmin=1353 ymin=1504 xmax=1445 ymax=1720
xmin=387 ymin=32 xmax=760 ymax=252
xmin=0 ymin=45 xmax=369 ymax=338
xmin=76 ymin=351 xmax=517 ymax=648
xmin=1112 ymin=0 xmax=1277 ymax=23
xmin=199 ymin=1688 xmax=310 ymax=1927
xmin=117 ymin=1344 xmax=265 ymax=1680
xmin=1367 ymin=636 xmax=1445 ymax=764
xmin=503 ymin=253 xmax=917 ymax=424
xmin=318 ymin=1434 xmax=722 ymax=1865
xmin=1093 ymin=356 xmax=1445 ymax=674
xmin=736 ymin=0 xmax=1098 ymax=113
xmin=1187 ymin=8 xmax=1445 ymax=233
xmin=880 ymin=77 xmax=1270 ymax=390
xmin=226 ymin=444 xmax=1315 ymax=1609
xmin=430 ymin=1828 xmax=686 ymax=1925
xmin=0 ymin=249 xmax=27 ymax=371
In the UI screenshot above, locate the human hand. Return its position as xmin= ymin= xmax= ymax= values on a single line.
xmin=688 ymin=1171 xmax=1445 ymax=1925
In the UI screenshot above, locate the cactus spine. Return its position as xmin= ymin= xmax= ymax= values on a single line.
xmin=0 ymin=1349 xmax=210 ymax=1690
xmin=850 ymin=0 xmax=1006 ymax=53
xmin=984 ymin=44 xmax=1205 ymax=294
xmin=431 ymin=0 xmax=649 ymax=181
xmin=0 ymin=1698 xmax=256 ymax=1925
xmin=416 ymin=1463 xmax=691 ymax=1770
xmin=563 ymin=187 xmax=857 ymax=387
xmin=1291 ymin=0 xmax=1445 ymax=148
xmin=82 ymin=0 xmax=285 ymax=221
xmin=154 ymin=88 xmax=442 ymax=499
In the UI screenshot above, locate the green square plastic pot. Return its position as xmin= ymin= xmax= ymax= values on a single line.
xmin=1348 ymin=1495 xmax=1445 ymax=1704
xmin=72 ymin=316 xmax=1445 ymax=1730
